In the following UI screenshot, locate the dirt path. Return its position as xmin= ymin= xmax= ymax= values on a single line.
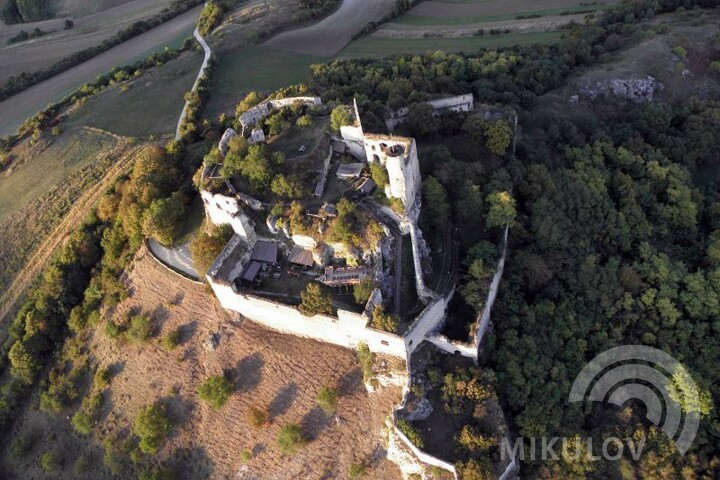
xmin=263 ymin=0 xmax=397 ymax=56
xmin=0 ymin=5 xmax=202 ymax=137
xmin=0 ymin=130 xmax=138 ymax=325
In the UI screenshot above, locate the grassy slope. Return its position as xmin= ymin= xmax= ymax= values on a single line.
xmin=205 ymin=46 xmax=328 ymax=117
xmin=0 ymin=129 xmax=117 ymax=222
xmin=65 ymin=50 xmax=201 ymax=137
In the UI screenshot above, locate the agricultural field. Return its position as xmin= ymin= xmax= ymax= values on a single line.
xmin=1 ymin=249 xmax=404 ymax=479
xmin=0 ymin=5 xmax=200 ymax=137
xmin=347 ymin=0 xmax=621 ymax=55
xmin=205 ymin=46 xmax=328 ymax=117
xmin=0 ymin=0 xmax=179 ymax=83
xmin=392 ymin=0 xmax=618 ymax=26
xmin=264 ymin=0 xmax=397 ymax=56
xmin=340 ymin=30 xmax=565 ymax=57
xmin=65 ymin=49 xmax=203 ymax=137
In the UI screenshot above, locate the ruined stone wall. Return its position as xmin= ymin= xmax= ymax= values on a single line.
xmin=209 ymin=280 xmax=407 ymax=357
xmin=201 ymin=190 xmax=257 ymax=243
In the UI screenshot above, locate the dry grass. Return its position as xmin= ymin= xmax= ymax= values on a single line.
xmin=0 ymin=129 xmax=140 ymax=327
xmin=3 ymin=248 xmax=403 ymax=479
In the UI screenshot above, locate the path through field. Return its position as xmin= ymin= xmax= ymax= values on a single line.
xmin=0 ymin=5 xmax=202 ymax=137
xmin=264 ymin=0 xmax=397 ymax=56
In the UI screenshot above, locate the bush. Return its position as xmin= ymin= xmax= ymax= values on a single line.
xmin=9 ymin=433 xmax=33 ymax=459
xmin=134 ymin=402 xmax=172 ymax=454
xmin=353 ymin=277 xmax=376 ymax=305
xmin=160 ymin=328 xmax=182 ymax=351
xmin=456 ymin=458 xmax=494 ymax=480
xmin=125 ymin=314 xmax=154 ymax=343
xmin=246 ymin=405 xmax=268 ymax=428
xmin=316 ymin=386 xmax=337 ymax=415
xmin=299 ymin=282 xmax=333 ymax=316
xmin=197 ymin=375 xmax=232 ymax=410
xmin=74 ymin=453 xmax=90 ymax=474
xmin=357 ymin=342 xmax=375 ymax=382
xmin=105 ymin=320 xmax=122 ymax=339
xmin=370 ymin=304 xmax=399 ymax=333
xmin=349 ymin=462 xmax=367 ymax=478
xmin=94 ymin=366 xmax=112 ymax=388
xmin=396 ymin=419 xmax=425 ymax=450
xmin=240 ymin=450 xmax=251 ymax=462
xmin=277 ymin=424 xmax=306 ymax=455
xmin=296 ymin=115 xmax=312 ymax=128
xmin=39 ymin=450 xmax=60 ymax=473
xmin=72 ymin=410 xmax=94 ymax=435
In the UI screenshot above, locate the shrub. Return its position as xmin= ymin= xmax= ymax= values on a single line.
xmin=246 ymin=405 xmax=268 ymax=428
xmin=277 ymin=424 xmax=306 ymax=455
xmin=134 ymin=402 xmax=172 ymax=454
xmin=125 ymin=314 xmax=153 ymax=343
xmin=74 ymin=453 xmax=90 ymax=474
xmin=396 ymin=419 xmax=425 ymax=450
xmin=296 ymin=115 xmax=312 ymax=128
xmin=9 ymin=433 xmax=33 ymax=459
xmin=197 ymin=375 xmax=232 ymax=410
xmin=72 ymin=410 xmax=93 ymax=435
xmin=299 ymin=282 xmax=333 ymax=316
xmin=456 ymin=458 xmax=494 ymax=480
xmin=94 ymin=366 xmax=112 ymax=388
xmin=316 ymin=386 xmax=337 ymax=416
xmin=370 ymin=304 xmax=399 ymax=333
xmin=349 ymin=462 xmax=367 ymax=478
xmin=330 ymin=105 xmax=353 ymax=132
xmin=160 ymin=328 xmax=182 ymax=350
xmin=457 ymin=425 xmax=494 ymax=452
xmin=353 ymin=277 xmax=376 ymax=305
xmin=105 ymin=320 xmax=122 ymax=339
xmin=357 ymin=342 xmax=375 ymax=382
xmin=240 ymin=450 xmax=251 ymax=463
xmin=39 ymin=450 xmax=60 ymax=473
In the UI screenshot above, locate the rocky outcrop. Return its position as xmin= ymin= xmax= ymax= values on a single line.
xmin=576 ymin=75 xmax=663 ymax=103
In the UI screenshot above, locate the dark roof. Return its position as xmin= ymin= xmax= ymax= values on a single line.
xmin=241 ymin=261 xmax=262 ymax=282
xmin=250 ymin=240 xmax=278 ymax=263
xmin=331 ymin=139 xmax=345 ymax=152
xmin=336 ymin=163 xmax=364 ymax=178
xmin=357 ymin=177 xmax=376 ymax=195
xmin=288 ymin=246 xmax=314 ymax=267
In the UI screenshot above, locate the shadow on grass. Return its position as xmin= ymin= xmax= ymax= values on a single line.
xmin=268 ymin=383 xmax=298 ymax=419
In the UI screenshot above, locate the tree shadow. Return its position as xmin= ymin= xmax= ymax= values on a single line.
xmin=337 ymin=367 xmax=362 ymax=396
xmin=166 ymin=446 xmax=214 ymax=479
xmin=299 ymin=406 xmax=332 ymax=441
xmin=151 ymin=305 xmax=170 ymax=331
xmin=179 ymin=320 xmax=198 ymax=344
xmin=267 ymin=383 xmax=297 ymax=419
xmin=108 ymin=360 xmax=125 ymax=377
xmin=228 ymin=352 xmax=264 ymax=393
xmin=162 ymin=394 xmax=195 ymax=431
xmin=251 ymin=443 xmax=265 ymax=456
xmin=172 ymin=292 xmax=185 ymax=305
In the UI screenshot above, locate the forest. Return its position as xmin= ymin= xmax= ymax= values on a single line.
xmin=308 ymin=0 xmax=720 ymax=477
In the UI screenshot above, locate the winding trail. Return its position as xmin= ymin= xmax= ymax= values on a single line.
xmin=175 ymin=25 xmax=212 ymax=140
